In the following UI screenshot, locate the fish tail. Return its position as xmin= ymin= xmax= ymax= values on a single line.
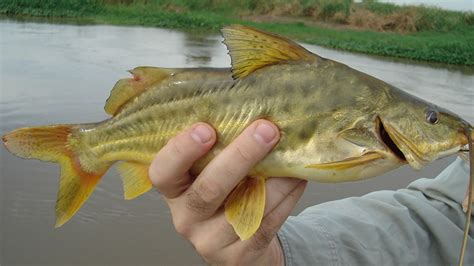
xmin=2 ymin=125 xmax=108 ymax=227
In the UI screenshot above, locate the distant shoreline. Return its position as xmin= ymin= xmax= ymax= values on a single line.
xmin=1 ymin=1 xmax=473 ymax=66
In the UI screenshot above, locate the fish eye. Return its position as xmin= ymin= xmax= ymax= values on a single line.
xmin=426 ymin=110 xmax=439 ymax=124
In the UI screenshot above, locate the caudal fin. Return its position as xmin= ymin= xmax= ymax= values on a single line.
xmin=2 ymin=125 xmax=108 ymax=227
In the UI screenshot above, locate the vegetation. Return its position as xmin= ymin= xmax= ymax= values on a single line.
xmin=0 ymin=0 xmax=103 ymax=17
xmin=1 ymin=0 xmax=473 ymax=65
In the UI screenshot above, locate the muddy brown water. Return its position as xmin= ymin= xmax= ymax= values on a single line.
xmin=1 ymin=19 xmax=473 ymax=265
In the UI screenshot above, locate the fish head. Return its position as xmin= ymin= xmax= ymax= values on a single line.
xmin=378 ymin=92 xmax=470 ymax=170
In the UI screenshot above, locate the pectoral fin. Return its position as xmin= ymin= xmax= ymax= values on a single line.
xmin=305 ymin=152 xmax=384 ymax=170
xmin=225 ymin=177 xmax=266 ymax=240
xmin=117 ymin=161 xmax=152 ymax=200
xmin=338 ymin=127 xmax=380 ymax=148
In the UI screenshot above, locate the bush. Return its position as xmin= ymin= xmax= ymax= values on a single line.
xmin=361 ymin=0 xmax=400 ymax=15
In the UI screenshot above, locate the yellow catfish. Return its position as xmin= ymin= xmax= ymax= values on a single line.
xmin=2 ymin=25 xmax=472 ymax=260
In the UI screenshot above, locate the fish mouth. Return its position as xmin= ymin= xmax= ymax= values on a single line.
xmin=377 ymin=117 xmax=427 ymax=169
xmin=378 ymin=119 xmax=405 ymax=161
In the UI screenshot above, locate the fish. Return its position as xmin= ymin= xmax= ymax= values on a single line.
xmin=2 ymin=25 xmax=472 ymax=263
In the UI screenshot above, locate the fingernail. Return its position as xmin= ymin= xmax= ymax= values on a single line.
xmin=253 ymin=122 xmax=277 ymax=143
xmin=191 ymin=124 xmax=213 ymax=144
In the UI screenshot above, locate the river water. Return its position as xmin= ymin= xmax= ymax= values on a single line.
xmin=0 ymin=19 xmax=473 ymax=265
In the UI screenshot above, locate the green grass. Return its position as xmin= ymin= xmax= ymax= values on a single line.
xmin=1 ymin=0 xmax=473 ymax=65
xmin=253 ymin=22 xmax=473 ymax=65
xmin=0 ymin=0 xmax=103 ymax=17
xmin=98 ymin=5 xmax=231 ymax=29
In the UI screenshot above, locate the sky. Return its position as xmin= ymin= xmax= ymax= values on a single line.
xmin=378 ymin=0 xmax=474 ymax=12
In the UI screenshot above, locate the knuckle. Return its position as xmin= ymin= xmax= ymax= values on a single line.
xmin=234 ymin=145 xmax=257 ymax=165
xmin=173 ymin=216 xmax=192 ymax=237
xmin=192 ymin=240 xmax=214 ymax=258
xmin=148 ymin=163 xmax=164 ymax=188
xmin=148 ymin=162 xmax=173 ymax=190
xmin=185 ymin=181 xmax=221 ymax=214
xmin=197 ymin=178 xmax=224 ymax=203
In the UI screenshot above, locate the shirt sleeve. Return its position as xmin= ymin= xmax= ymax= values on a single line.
xmin=277 ymin=157 xmax=473 ymax=266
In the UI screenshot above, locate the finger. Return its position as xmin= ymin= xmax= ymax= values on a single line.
xmin=187 ymin=211 xmax=237 ymax=258
xmin=149 ymin=123 xmax=216 ymax=199
xmin=245 ymin=180 xmax=307 ymax=252
xmin=189 ymin=178 xmax=305 ymax=252
xmin=182 ymin=120 xmax=280 ymax=220
xmin=263 ymin=177 xmax=305 ymax=216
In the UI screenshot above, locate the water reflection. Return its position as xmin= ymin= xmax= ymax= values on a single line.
xmin=183 ymin=32 xmax=221 ymax=65
xmin=302 ymin=43 xmax=474 ymax=123
xmin=0 ymin=18 xmax=473 ymax=265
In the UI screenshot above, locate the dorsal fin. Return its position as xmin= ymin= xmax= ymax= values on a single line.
xmin=105 ymin=67 xmax=175 ymax=116
xmin=221 ymin=25 xmax=318 ymax=79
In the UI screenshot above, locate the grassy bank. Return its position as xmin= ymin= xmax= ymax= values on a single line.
xmin=1 ymin=0 xmax=473 ymax=65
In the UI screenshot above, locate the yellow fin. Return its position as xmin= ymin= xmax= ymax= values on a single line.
xmin=2 ymin=125 xmax=72 ymax=162
xmin=55 ymin=158 xmax=105 ymax=227
xmin=221 ymin=25 xmax=318 ymax=79
xmin=305 ymin=152 xmax=384 ymax=170
xmin=117 ymin=161 xmax=152 ymax=200
xmin=225 ymin=177 xmax=266 ymax=240
xmin=2 ymin=125 xmax=109 ymax=227
xmin=105 ymin=67 xmax=176 ymax=116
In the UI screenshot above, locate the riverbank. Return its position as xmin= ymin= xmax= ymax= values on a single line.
xmin=1 ymin=0 xmax=473 ymax=65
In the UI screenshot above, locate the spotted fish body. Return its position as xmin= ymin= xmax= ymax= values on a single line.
xmin=81 ymin=63 xmax=402 ymax=182
xmin=2 ymin=26 xmax=471 ymax=247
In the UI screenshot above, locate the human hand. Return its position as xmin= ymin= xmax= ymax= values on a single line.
xmin=149 ymin=120 xmax=307 ymax=265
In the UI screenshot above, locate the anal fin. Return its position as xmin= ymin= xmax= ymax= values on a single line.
xmin=117 ymin=161 xmax=153 ymax=200
xmin=225 ymin=177 xmax=266 ymax=240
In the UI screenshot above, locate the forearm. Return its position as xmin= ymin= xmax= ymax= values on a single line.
xmin=278 ymin=157 xmax=472 ymax=265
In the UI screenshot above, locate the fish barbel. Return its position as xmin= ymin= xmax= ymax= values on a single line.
xmin=2 ymin=25 xmax=472 ymax=260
